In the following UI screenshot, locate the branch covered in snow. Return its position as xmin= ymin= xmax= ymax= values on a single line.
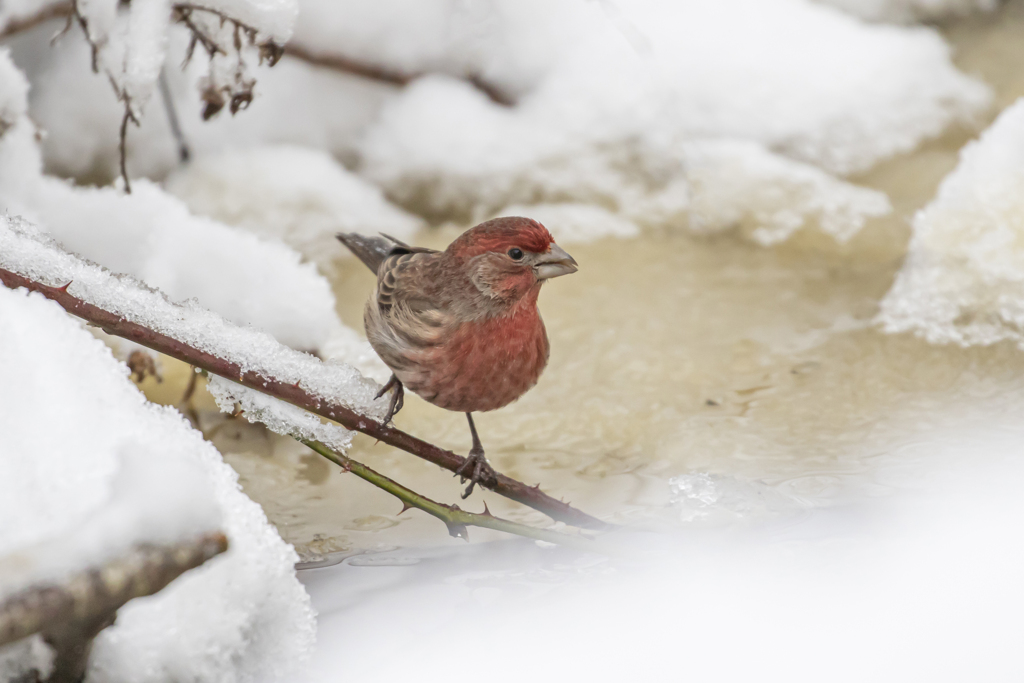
xmin=0 ymin=218 xmax=606 ymax=531
xmin=0 ymin=532 xmax=227 ymax=682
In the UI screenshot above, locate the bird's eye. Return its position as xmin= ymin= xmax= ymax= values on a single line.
xmin=508 ymin=248 xmax=524 ymax=260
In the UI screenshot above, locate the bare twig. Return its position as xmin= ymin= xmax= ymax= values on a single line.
xmin=118 ymin=105 xmax=137 ymax=194
xmin=0 ymin=532 xmax=227 ymax=681
xmin=282 ymin=42 xmax=515 ymax=107
xmin=0 ymin=267 xmax=606 ymax=530
xmin=158 ymin=67 xmax=190 ymax=163
xmin=302 ymin=439 xmax=593 ymax=547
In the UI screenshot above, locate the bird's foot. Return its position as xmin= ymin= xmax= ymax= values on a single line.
xmin=375 ymin=375 xmax=404 ymax=426
xmin=455 ymin=447 xmax=496 ymax=499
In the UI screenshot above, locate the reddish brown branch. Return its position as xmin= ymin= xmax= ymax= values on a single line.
xmin=282 ymin=43 xmax=515 ymax=107
xmin=0 ymin=267 xmax=605 ymax=530
xmin=0 ymin=2 xmax=71 ymax=41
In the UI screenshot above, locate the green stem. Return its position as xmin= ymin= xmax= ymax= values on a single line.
xmin=300 ymin=439 xmax=594 ymax=549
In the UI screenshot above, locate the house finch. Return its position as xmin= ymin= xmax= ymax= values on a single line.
xmin=337 ymin=217 xmax=578 ymax=497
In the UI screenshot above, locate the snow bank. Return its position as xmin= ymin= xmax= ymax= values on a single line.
xmin=165 ymin=145 xmax=423 ymax=269
xmin=817 ymin=0 xmax=998 ymax=23
xmin=0 ymin=284 xmax=314 ymax=682
xmin=878 ymin=99 xmax=1024 ymax=349
xmin=356 ymin=0 xmax=986 ymax=237
xmin=11 ymin=23 xmax=395 ymax=183
xmin=0 ymin=50 xmax=344 ymax=353
xmin=0 ymin=215 xmax=386 ymax=421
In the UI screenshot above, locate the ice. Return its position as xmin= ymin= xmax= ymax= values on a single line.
xmin=668 ymin=472 xmax=799 ymax=524
xmin=165 ymin=145 xmax=424 ymax=269
xmin=817 ymin=0 xmax=998 ymax=23
xmin=0 ymin=285 xmax=314 ymax=681
xmin=878 ymin=98 xmax=1024 ymax=349
xmin=0 ymin=215 xmax=387 ymax=421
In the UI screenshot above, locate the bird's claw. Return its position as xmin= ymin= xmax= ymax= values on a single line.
xmin=376 ymin=375 xmax=404 ymax=426
xmin=455 ymin=449 xmax=495 ymax=499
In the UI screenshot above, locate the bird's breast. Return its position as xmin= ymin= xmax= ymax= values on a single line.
xmin=403 ymin=306 xmax=550 ymax=413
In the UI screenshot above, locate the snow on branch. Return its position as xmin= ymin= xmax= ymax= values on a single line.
xmin=0 ymin=216 xmax=606 ymax=531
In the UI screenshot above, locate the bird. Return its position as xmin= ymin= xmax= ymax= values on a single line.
xmin=337 ymin=217 xmax=578 ymax=497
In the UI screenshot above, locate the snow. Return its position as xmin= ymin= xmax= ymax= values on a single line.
xmin=817 ymin=0 xmax=999 ymax=23
xmin=491 ymin=203 xmax=640 ymax=245
xmin=0 ymin=285 xmax=314 ymax=681
xmin=206 ymin=375 xmax=356 ymax=453
xmin=678 ymin=140 xmax=892 ymax=245
xmin=0 ymin=215 xmax=387 ymax=421
xmin=0 ymin=49 xmax=346 ymax=353
xmin=165 ymin=145 xmax=424 ymax=269
xmin=356 ymin=0 xmax=989 ymax=232
xmin=0 ymin=49 xmax=27 ymax=134
xmin=8 ymin=0 xmax=990 ymax=247
xmin=302 ymin=409 xmax=1024 ymax=682
xmin=878 ymin=98 xmax=1024 ymax=349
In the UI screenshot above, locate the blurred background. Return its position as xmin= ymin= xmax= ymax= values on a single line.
xmin=3 ymin=0 xmax=1024 ymax=680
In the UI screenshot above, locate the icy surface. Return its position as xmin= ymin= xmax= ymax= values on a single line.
xmin=0 ymin=285 xmax=314 ymax=681
xmin=165 ymin=145 xmax=423 ymax=269
xmin=0 ymin=215 xmax=387 ymax=419
xmin=878 ymin=98 xmax=1024 ymax=348
xmin=818 ymin=0 xmax=998 ymax=23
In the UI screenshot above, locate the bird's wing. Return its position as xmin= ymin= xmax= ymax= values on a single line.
xmin=376 ymin=250 xmax=441 ymax=314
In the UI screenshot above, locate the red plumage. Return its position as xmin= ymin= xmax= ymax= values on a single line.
xmin=337 ymin=216 xmax=578 ymax=496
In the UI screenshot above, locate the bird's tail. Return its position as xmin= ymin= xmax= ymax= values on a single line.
xmin=336 ymin=233 xmax=396 ymax=273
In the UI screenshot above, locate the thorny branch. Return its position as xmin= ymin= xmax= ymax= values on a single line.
xmin=0 ymin=532 xmax=227 ymax=683
xmin=0 ymin=267 xmax=607 ymax=531
xmin=302 ymin=439 xmax=593 ymax=547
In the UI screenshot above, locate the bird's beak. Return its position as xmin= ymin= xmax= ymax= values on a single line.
xmin=534 ymin=243 xmax=578 ymax=280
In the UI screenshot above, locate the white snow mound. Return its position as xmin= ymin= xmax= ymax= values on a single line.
xmin=878 ymin=98 xmax=1024 ymax=348
xmin=0 ymin=285 xmax=315 ymax=682
xmin=165 ymin=145 xmax=424 ymax=269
